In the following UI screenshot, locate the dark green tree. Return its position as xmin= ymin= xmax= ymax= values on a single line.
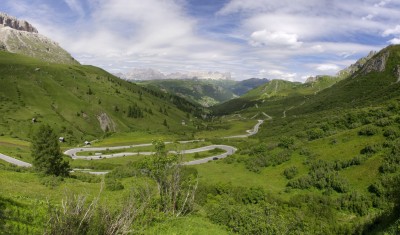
xmin=127 ymin=104 xmax=144 ymax=118
xmin=31 ymin=124 xmax=70 ymax=177
xmin=87 ymin=87 xmax=93 ymax=95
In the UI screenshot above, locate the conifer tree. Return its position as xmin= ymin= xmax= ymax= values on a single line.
xmin=31 ymin=124 xmax=70 ymax=176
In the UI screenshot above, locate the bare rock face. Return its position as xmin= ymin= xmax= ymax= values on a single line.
xmin=336 ymin=51 xmax=376 ymax=78
xmin=395 ymin=65 xmax=400 ymax=83
xmin=305 ymin=75 xmax=328 ymax=84
xmin=359 ymin=51 xmax=390 ymax=75
xmin=0 ymin=13 xmax=38 ymax=33
xmin=0 ymin=12 xmax=78 ymax=64
xmin=97 ymin=113 xmax=116 ymax=132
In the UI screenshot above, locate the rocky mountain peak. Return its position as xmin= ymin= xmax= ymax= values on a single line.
xmin=358 ymin=50 xmax=390 ymax=75
xmin=0 ymin=12 xmax=78 ymax=64
xmin=0 ymin=13 xmax=38 ymax=33
xmin=336 ymin=51 xmax=377 ymax=78
xmin=305 ymin=75 xmax=324 ymax=83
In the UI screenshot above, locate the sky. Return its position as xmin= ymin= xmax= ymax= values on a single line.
xmin=1 ymin=0 xmax=400 ymax=81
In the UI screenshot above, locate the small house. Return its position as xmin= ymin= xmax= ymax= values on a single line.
xmin=181 ymin=120 xmax=186 ymax=126
xmin=31 ymin=118 xmax=36 ymax=123
xmin=59 ymin=137 xmax=65 ymax=143
xmin=84 ymin=141 xmax=91 ymax=145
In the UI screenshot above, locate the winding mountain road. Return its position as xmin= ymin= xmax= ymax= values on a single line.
xmin=0 ymin=153 xmax=32 ymax=167
xmin=0 ymin=119 xmax=263 ymax=168
xmin=223 ymin=120 xmax=264 ymax=138
xmin=64 ymin=144 xmax=236 ymax=165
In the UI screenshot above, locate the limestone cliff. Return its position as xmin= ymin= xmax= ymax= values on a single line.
xmin=0 ymin=13 xmax=38 ymax=33
xmin=0 ymin=12 xmax=78 ymax=65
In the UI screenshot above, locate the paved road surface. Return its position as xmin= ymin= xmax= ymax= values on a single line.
xmin=0 ymin=120 xmax=262 ymax=168
xmin=64 ymin=144 xmax=236 ymax=165
xmin=224 ymin=120 xmax=264 ymax=138
xmin=0 ymin=153 xmax=32 ymax=167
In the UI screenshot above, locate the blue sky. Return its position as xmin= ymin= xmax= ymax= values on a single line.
xmin=1 ymin=0 xmax=400 ymax=81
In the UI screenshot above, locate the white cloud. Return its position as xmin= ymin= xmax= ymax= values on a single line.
xmin=259 ymin=69 xmax=297 ymax=81
xmin=3 ymin=0 xmax=400 ymax=81
xmin=30 ymin=0 xmax=241 ymax=72
xmin=338 ymin=51 xmax=356 ymax=58
xmin=374 ymin=0 xmax=391 ymax=7
xmin=362 ymin=14 xmax=375 ymax=21
xmin=388 ymin=38 xmax=400 ymax=44
xmin=382 ymin=25 xmax=400 ymax=36
xmin=218 ymin=0 xmax=323 ymax=16
xmin=315 ymin=64 xmax=340 ymax=72
xmin=250 ymin=30 xmax=302 ymax=48
xmin=311 ymin=45 xmax=325 ymax=52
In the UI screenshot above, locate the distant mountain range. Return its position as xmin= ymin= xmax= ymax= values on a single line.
xmin=117 ymin=68 xmax=232 ymax=81
xmin=138 ymin=78 xmax=270 ymax=107
xmin=117 ymin=68 xmax=270 ymax=107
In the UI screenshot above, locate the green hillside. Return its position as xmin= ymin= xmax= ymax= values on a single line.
xmin=0 ymin=51 xmax=203 ymax=143
xmin=212 ymin=75 xmax=341 ymax=116
xmin=214 ymin=45 xmax=400 ymax=119
xmin=138 ymin=79 xmax=237 ymax=107
xmin=202 ymin=45 xmax=400 ymax=233
xmin=1 ymin=45 xmax=400 ymax=234
xmin=139 ymin=78 xmax=270 ymax=107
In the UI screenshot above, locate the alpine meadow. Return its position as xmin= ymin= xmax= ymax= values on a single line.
xmin=1 ymin=1 xmax=400 ymax=235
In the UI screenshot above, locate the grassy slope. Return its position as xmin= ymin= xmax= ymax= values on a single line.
xmin=2 ymin=46 xmax=400 ymax=233
xmin=0 ymin=51 xmax=201 ymax=143
xmin=212 ymin=75 xmax=341 ymax=116
xmin=195 ymin=45 xmax=400 ymax=232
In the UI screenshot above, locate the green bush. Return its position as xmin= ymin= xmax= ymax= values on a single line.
xmin=334 ymin=156 xmax=365 ymax=170
xmin=360 ymin=144 xmax=379 ymax=155
xmin=368 ymin=182 xmax=385 ymax=197
xmin=375 ymin=118 xmax=393 ymax=127
xmin=278 ymin=136 xmax=295 ymax=149
xmin=307 ymin=128 xmax=325 ymax=140
xmin=383 ymin=127 xmax=400 ymax=140
xmin=105 ymin=178 xmax=124 ymax=191
xmin=241 ymin=187 xmax=265 ymax=204
xmin=379 ymin=162 xmax=398 ymax=174
xmin=283 ymin=166 xmax=298 ymax=179
xmin=288 ymin=160 xmax=349 ymax=193
xmin=39 ymin=175 xmax=64 ymax=189
xmin=337 ymin=192 xmax=372 ymax=216
xmin=72 ymin=173 xmax=102 ymax=183
xmin=358 ymin=126 xmax=379 ymax=136
xmin=287 ymin=175 xmax=313 ymax=189
xmin=205 ymin=195 xmax=294 ymax=234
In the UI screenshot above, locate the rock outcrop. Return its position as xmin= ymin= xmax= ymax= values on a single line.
xmin=305 ymin=75 xmax=324 ymax=83
xmin=336 ymin=51 xmax=376 ymax=78
xmin=395 ymin=65 xmax=400 ymax=83
xmin=0 ymin=12 xmax=78 ymax=64
xmin=0 ymin=13 xmax=38 ymax=33
xmin=359 ymin=51 xmax=389 ymax=75
xmin=97 ymin=113 xmax=116 ymax=132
